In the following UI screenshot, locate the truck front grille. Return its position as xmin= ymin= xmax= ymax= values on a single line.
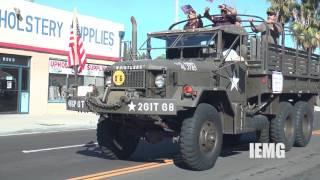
xmin=115 ymin=70 xmax=145 ymax=88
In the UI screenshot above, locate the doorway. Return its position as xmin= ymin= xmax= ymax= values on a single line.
xmin=0 ymin=67 xmax=19 ymax=113
xmin=0 ymin=54 xmax=30 ymax=114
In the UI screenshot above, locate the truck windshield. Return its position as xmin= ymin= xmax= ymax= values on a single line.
xmin=140 ymin=32 xmax=218 ymax=60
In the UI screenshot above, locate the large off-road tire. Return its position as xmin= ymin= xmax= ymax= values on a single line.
xmin=256 ymin=129 xmax=269 ymax=143
xmin=179 ymin=103 xmax=223 ymax=171
xmin=255 ymin=115 xmax=270 ymax=143
xmin=97 ymin=116 xmax=139 ymax=160
xmin=294 ymin=101 xmax=313 ymax=147
xmin=270 ymin=102 xmax=295 ymax=151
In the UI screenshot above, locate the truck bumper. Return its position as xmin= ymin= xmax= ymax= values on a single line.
xmin=66 ymin=96 xmax=89 ymax=112
xmin=67 ymin=96 xmax=177 ymax=115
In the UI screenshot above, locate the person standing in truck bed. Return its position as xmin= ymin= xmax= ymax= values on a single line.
xmin=184 ymin=9 xmax=203 ymax=30
xmin=249 ymin=9 xmax=283 ymax=44
xmin=204 ymin=4 xmax=241 ymax=27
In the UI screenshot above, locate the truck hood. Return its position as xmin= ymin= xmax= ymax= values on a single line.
xmin=111 ymin=59 xmax=220 ymax=72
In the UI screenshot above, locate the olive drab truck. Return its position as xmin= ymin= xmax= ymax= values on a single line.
xmin=66 ymin=15 xmax=320 ymax=171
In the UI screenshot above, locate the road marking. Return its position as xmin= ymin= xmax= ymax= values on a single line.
xmin=312 ymin=130 xmax=320 ymax=135
xmin=0 ymin=128 xmax=95 ymax=137
xmin=68 ymin=159 xmax=173 ymax=180
xmin=22 ymin=142 xmax=97 ymax=153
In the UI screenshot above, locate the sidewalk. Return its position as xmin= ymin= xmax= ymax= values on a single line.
xmin=0 ymin=113 xmax=99 ymax=136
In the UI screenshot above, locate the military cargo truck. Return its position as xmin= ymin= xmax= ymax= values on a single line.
xmin=66 ymin=15 xmax=320 ymax=170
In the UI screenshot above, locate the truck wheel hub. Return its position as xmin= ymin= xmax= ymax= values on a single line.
xmin=199 ymin=121 xmax=216 ymax=153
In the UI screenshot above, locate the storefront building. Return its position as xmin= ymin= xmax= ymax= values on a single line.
xmin=0 ymin=1 xmax=124 ymax=115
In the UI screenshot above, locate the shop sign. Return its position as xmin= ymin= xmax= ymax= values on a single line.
xmin=48 ymin=60 xmax=73 ymax=74
xmin=81 ymin=64 xmax=107 ymax=77
xmin=48 ymin=60 xmax=108 ymax=77
xmin=0 ymin=0 xmax=124 ymax=59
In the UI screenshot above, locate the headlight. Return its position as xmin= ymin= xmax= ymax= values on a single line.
xmin=105 ymin=76 xmax=112 ymax=86
xmin=155 ymin=74 xmax=165 ymax=88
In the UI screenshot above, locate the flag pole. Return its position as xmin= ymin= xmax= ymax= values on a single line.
xmin=72 ymin=8 xmax=79 ymax=89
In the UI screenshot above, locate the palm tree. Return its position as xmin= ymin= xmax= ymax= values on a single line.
xmin=268 ymin=0 xmax=320 ymax=56
xmin=267 ymin=0 xmax=297 ymax=46
xmin=267 ymin=0 xmax=297 ymax=24
xmin=291 ymin=0 xmax=320 ymax=56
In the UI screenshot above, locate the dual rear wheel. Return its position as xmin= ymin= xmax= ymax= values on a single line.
xmin=270 ymin=101 xmax=313 ymax=151
xmin=293 ymin=101 xmax=313 ymax=147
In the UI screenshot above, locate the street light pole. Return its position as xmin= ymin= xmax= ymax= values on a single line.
xmin=175 ymin=0 xmax=179 ymax=23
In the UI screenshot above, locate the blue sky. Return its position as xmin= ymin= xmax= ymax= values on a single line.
xmin=34 ymin=0 xmax=271 ymax=46
xmin=31 ymin=0 xmax=319 ymax=54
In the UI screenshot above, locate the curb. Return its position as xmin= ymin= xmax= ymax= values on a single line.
xmin=0 ymin=126 xmax=96 ymax=137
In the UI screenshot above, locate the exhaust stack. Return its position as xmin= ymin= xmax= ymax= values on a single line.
xmin=130 ymin=16 xmax=137 ymax=60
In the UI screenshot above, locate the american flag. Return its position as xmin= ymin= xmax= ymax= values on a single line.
xmin=67 ymin=14 xmax=87 ymax=73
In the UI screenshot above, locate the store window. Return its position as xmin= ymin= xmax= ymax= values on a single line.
xmin=48 ymin=74 xmax=84 ymax=102
xmin=48 ymin=59 xmax=108 ymax=103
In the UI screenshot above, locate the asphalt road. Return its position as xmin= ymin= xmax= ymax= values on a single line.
xmin=0 ymin=115 xmax=319 ymax=180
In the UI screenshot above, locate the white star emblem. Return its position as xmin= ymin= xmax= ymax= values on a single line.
xmin=230 ymin=74 xmax=239 ymax=91
xmin=128 ymin=101 xmax=136 ymax=112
